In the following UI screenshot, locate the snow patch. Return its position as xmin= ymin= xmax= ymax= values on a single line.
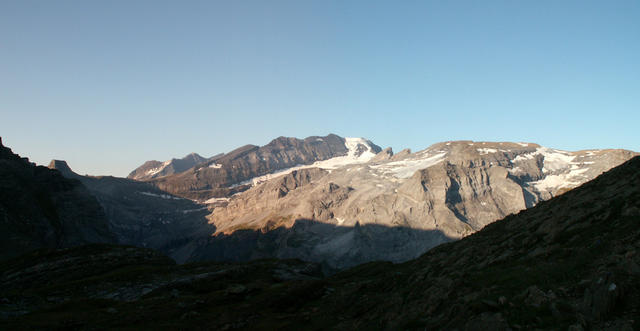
xmin=508 ymin=167 xmax=522 ymax=174
xmin=371 ymin=152 xmax=447 ymax=179
xmin=229 ymin=137 xmax=378 ymax=187
xmin=204 ymin=197 xmax=230 ymax=204
xmin=512 ymin=148 xmax=576 ymax=174
xmin=209 ymin=163 xmax=223 ymax=169
xmin=143 ymin=160 xmax=172 ymax=176
xmin=513 ymin=153 xmax=536 ymax=162
xmin=182 ymin=207 xmax=208 ymax=214
xmin=477 ymin=148 xmax=498 ymax=155
xmin=569 ymin=167 xmax=589 ymax=176
xmin=145 ymin=168 xmax=162 ymax=176
xmin=538 ymin=148 xmax=576 ymax=173
xmin=138 ymin=192 xmax=183 ymax=200
xmin=531 ymin=175 xmax=579 ymax=191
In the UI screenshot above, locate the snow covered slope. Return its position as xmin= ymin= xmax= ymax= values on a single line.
xmin=231 ymin=137 xmax=379 ymax=188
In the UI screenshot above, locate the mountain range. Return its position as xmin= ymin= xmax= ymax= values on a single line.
xmin=131 ymin=134 xmax=381 ymax=201
xmin=2 ymin=150 xmax=638 ymax=329
xmin=119 ymin=135 xmax=637 ymax=270
xmin=33 ymin=134 xmax=640 ymax=271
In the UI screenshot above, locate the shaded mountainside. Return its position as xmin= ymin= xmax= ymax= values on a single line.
xmin=48 ymin=160 xmax=213 ymax=263
xmin=2 ymin=156 xmax=639 ymax=330
xmin=146 ymin=134 xmax=381 ymax=200
xmin=198 ymin=141 xmax=636 ymax=269
xmin=0 ymin=139 xmax=115 ymax=261
xmin=127 ymin=152 xmax=208 ymax=181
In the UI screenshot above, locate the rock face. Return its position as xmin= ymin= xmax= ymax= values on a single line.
xmin=48 ymin=161 xmax=213 ymax=263
xmin=127 ymin=152 xmax=208 ymax=181
xmin=0 ymin=140 xmax=115 ymax=260
xmin=146 ymin=134 xmax=381 ymax=200
xmin=3 ymin=156 xmax=639 ymax=330
xmin=196 ymin=141 xmax=637 ymax=269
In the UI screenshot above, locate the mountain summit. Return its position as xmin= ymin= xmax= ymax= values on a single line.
xmin=141 ymin=134 xmax=382 ymax=200
xmin=127 ymin=152 xmax=208 ymax=181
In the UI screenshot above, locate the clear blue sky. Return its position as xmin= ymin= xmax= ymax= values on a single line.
xmin=1 ymin=1 xmax=638 ymax=177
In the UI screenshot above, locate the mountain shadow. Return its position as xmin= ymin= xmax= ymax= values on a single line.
xmin=188 ymin=219 xmax=454 ymax=273
xmin=48 ymin=160 xmax=216 ymax=263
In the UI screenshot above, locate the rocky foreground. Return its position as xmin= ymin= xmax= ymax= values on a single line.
xmin=2 ymin=156 xmax=639 ymax=330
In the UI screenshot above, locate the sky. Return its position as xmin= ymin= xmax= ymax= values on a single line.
xmin=1 ymin=1 xmax=638 ymax=177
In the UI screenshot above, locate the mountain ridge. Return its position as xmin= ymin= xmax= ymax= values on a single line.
xmin=143 ymin=134 xmax=381 ymax=200
xmin=0 ymin=139 xmax=116 ymax=261
xmin=127 ymin=152 xmax=208 ymax=181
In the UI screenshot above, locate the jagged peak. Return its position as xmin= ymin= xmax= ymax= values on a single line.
xmin=184 ymin=152 xmax=204 ymax=159
xmin=48 ymin=159 xmax=80 ymax=178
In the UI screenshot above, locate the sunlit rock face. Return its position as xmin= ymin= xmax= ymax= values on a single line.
xmin=140 ymin=134 xmax=381 ymax=201
xmin=192 ymin=141 xmax=636 ymax=270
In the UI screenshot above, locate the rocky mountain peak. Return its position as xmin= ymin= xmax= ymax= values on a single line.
xmin=146 ymin=134 xmax=381 ymax=200
xmin=371 ymin=147 xmax=394 ymax=163
xmin=48 ymin=159 xmax=80 ymax=178
xmin=183 ymin=152 xmax=204 ymax=161
xmin=127 ymin=151 xmax=208 ymax=181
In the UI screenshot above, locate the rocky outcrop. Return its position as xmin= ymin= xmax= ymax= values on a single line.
xmin=370 ymin=147 xmax=394 ymax=163
xmin=127 ymin=152 xmax=208 ymax=181
xmin=146 ymin=134 xmax=381 ymax=200
xmin=0 ymin=140 xmax=115 ymax=260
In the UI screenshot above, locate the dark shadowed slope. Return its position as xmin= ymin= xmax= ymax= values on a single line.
xmin=2 ymin=156 xmax=638 ymax=330
xmin=307 ymin=157 xmax=640 ymax=330
xmin=48 ymin=160 xmax=215 ymax=263
xmin=0 ymin=138 xmax=115 ymax=261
